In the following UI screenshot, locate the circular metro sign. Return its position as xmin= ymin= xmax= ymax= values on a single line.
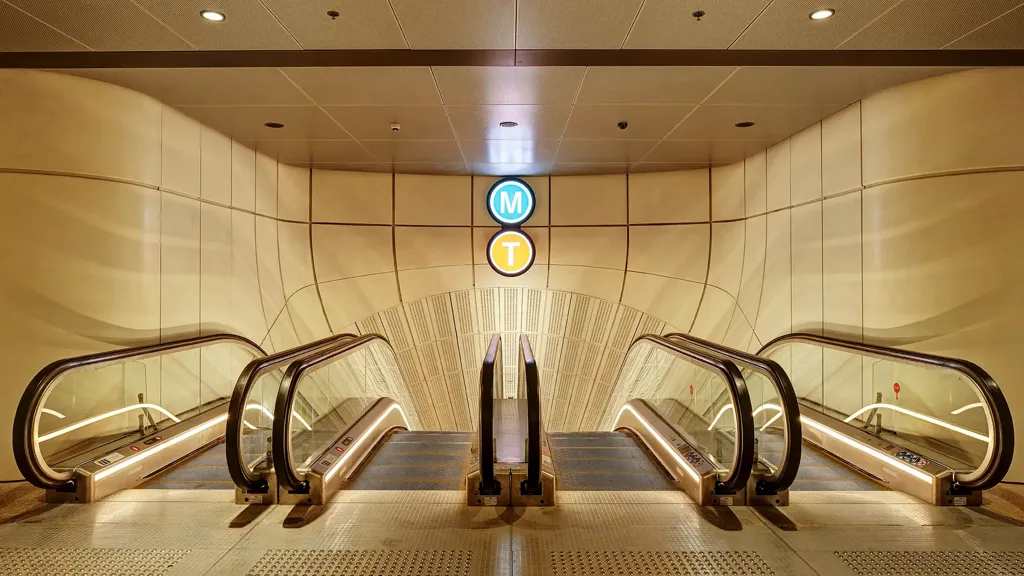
xmin=487 ymin=229 xmax=535 ymax=277
xmin=487 ymin=178 xmax=535 ymax=227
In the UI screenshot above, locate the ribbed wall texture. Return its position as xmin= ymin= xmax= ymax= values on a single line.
xmin=1 ymin=68 xmax=1023 ymax=480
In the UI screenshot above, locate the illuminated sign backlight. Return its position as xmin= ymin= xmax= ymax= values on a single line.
xmin=487 ymin=229 xmax=535 ymax=277
xmin=485 ymin=177 xmax=537 ymax=276
xmin=487 ymin=178 xmax=535 ymax=226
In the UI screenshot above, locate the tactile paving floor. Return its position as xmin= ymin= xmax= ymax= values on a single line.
xmin=245 ymin=549 xmax=473 ymax=576
xmin=836 ymin=551 xmax=1024 ymax=575
xmin=0 ymin=548 xmax=189 ymax=575
xmin=549 ymin=550 xmax=775 ymax=576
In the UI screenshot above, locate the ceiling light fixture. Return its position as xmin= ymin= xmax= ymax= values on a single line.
xmin=809 ymin=8 xmax=835 ymax=20
xmin=200 ymin=9 xmax=225 ymax=21
xmin=735 ymin=121 xmax=755 ymax=128
xmin=499 ymin=121 xmax=519 ymax=128
xmin=264 ymin=122 xmax=285 ymax=128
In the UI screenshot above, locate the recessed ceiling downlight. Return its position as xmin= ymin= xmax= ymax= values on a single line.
xmin=200 ymin=10 xmax=225 ymax=22
xmin=809 ymin=8 xmax=835 ymax=20
xmin=735 ymin=121 xmax=756 ymax=128
xmin=264 ymin=122 xmax=284 ymax=128
xmin=500 ymin=121 xmax=519 ymax=128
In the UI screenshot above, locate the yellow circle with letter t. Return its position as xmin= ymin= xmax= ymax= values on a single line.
xmin=487 ymin=229 xmax=535 ymax=277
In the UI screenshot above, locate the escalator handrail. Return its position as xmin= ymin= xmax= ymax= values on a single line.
xmin=758 ymin=332 xmax=1013 ymax=490
xmin=664 ymin=332 xmax=801 ymax=494
xmin=272 ymin=333 xmax=394 ymax=492
xmin=14 ymin=333 xmax=266 ymax=490
xmin=521 ymin=335 xmax=542 ymax=494
xmin=226 ymin=333 xmax=357 ymax=492
xmin=479 ymin=334 xmax=501 ymax=494
xmin=625 ymin=335 xmax=755 ymax=493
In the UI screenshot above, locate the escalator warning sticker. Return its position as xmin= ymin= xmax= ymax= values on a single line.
xmin=94 ymin=452 xmax=125 ymax=467
xmin=895 ymin=450 xmax=928 ymax=468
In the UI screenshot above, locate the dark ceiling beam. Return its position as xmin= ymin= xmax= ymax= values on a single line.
xmin=2 ymin=49 xmax=1024 ymax=69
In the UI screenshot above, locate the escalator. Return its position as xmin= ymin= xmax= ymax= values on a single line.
xmin=757 ymin=333 xmax=1014 ymax=505
xmin=239 ymin=332 xmax=550 ymax=507
xmin=13 ymin=334 xmax=266 ymax=502
xmin=548 ymin=334 xmax=798 ymax=506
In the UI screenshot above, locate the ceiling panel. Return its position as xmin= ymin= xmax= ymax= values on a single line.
xmin=470 ymin=162 xmax=553 ymax=176
xmin=390 ymin=0 xmax=514 ymax=48
xmin=179 ymin=106 xmax=350 ymax=140
xmin=131 ymin=0 xmax=300 ymax=50
xmin=624 ymin=0 xmax=771 ymax=48
xmin=631 ymin=162 xmax=725 ymax=172
xmin=576 ymin=67 xmax=736 ymax=104
xmin=840 ymin=0 xmax=1024 ymax=49
xmin=668 ymin=104 xmax=844 ymax=141
xmin=324 ymin=106 xmax=456 ymax=140
xmin=516 ymin=0 xmax=644 ymax=48
xmin=0 ymin=3 xmax=87 ymax=51
xmin=432 ymin=67 xmax=586 ymax=105
xmin=6 ymin=0 xmax=192 ymax=50
xmin=387 ymin=162 xmax=470 ymax=174
xmin=361 ymin=140 xmax=466 ymax=163
xmin=59 ymin=69 xmax=312 ymax=106
xmin=732 ymin=0 xmax=902 ymax=49
xmin=947 ymin=5 xmax=1024 ymax=48
xmin=289 ymin=162 xmax=388 ymax=171
xmin=551 ymin=162 xmax=633 ymax=175
xmin=261 ymin=0 xmax=407 ymax=49
xmin=446 ymin=105 xmax=572 ymax=140
xmin=243 ymin=140 xmax=376 ymax=163
xmin=642 ymin=139 xmax=776 ymax=164
xmin=282 ymin=67 xmax=442 ymax=105
xmin=461 ymin=140 xmax=559 ymax=164
xmin=705 ymin=67 xmax=964 ymax=105
xmin=554 ymin=140 xmax=660 ymax=163
xmin=563 ymin=104 xmax=695 ymax=140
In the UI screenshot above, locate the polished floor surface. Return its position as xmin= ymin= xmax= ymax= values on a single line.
xmin=2 ymin=483 xmax=1024 ymax=575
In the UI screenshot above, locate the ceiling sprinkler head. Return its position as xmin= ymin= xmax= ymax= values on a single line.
xmin=617 ymin=121 xmax=629 ymax=130
xmin=390 ymin=123 xmax=401 ymax=132
xmin=692 ymin=10 xmax=705 ymax=21
xmin=327 ymin=10 xmax=340 ymax=20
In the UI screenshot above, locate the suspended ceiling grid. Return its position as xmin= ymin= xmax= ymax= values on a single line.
xmin=55 ymin=65 xmax=962 ymax=174
xmin=2 ymin=0 xmax=1023 ymax=51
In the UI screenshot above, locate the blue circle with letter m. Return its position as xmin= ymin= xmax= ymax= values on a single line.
xmin=487 ymin=178 xmax=535 ymax=227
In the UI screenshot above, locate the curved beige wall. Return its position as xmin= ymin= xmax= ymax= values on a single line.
xmin=1 ymin=67 xmax=1023 ymax=481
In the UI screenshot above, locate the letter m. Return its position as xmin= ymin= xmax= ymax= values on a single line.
xmin=499 ymin=190 xmax=522 ymax=216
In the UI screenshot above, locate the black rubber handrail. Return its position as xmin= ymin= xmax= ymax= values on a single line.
xmin=665 ymin=332 xmax=801 ymax=495
xmin=226 ymin=333 xmax=356 ymax=493
xmin=478 ymin=334 xmax=502 ymax=496
xmin=622 ymin=335 xmax=755 ymax=493
xmin=14 ymin=334 xmax=266 ymax=490
xmin=758 ymin=332 xmax=1014 ymax=491
xmin=272 ymin=334 xmax=395 ymax=492
xmin=520 ymin=335 xmax=543 ymax=495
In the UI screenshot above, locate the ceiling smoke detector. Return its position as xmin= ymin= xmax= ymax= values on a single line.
xmin=500 ymin=121 xmax=519 ymax=128
xmin=735 ymin=121 xmax=756 ymax=128
xmin=200 ymin=10 xmax=225 ymax=22
xmin=809 ymin=8 xmax=835 ymax=20
xmin=264 ymin=122 xmax=285 ymax=129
